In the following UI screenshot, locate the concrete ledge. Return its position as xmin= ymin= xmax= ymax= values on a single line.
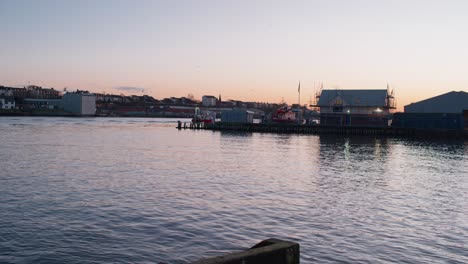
xmin=191 ymin=238 xmax=300 ymax=264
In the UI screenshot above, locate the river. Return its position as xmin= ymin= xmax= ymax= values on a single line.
xmin=0 ymin=117 xmax=467 ymax=263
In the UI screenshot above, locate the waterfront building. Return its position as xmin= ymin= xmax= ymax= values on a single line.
xmin=0 ymin=96 xmax=16 ymax=110
xmin=23 ymin=98 xmax=62 ymax=110
xmin=221 ymin=109 xmax=255 ymax=123
xmin=202 ymin=95 xmax=218 ymax=107
xmin=404 ymin=91 xmax=468 ymax=113
xmin=62 ymin=92 xmax=96 ymax=116
xmin=392 ymin=91 xmax=468 ymax=130
xmin=312 ymin=88 xmax=396 ymax=127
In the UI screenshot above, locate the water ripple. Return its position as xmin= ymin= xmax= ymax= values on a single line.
xmin=0 ymin=117 xmax=467 ymax=263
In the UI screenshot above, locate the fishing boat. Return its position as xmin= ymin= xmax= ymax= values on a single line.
xmin=192 ymin=107 xmax=215 ymax=124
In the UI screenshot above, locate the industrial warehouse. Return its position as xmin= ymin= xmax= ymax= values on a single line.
xmin=393 ymin=91 xmax=468 ymax=131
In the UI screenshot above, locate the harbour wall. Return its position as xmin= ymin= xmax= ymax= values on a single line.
xmin=178 ymin=122 xmax=468 ymax=138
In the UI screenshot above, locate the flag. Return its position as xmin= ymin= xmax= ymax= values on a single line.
xmin=298 ymin=82 xmax=301 ymax=93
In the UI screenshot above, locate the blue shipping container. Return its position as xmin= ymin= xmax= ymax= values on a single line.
xmin=221 ymin=109 xmax=254 ymax=123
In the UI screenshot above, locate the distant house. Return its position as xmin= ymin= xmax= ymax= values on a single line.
xmin=142 ymin=95 xmax=159 ymax=104
xmin=404 ymin=91 xmax=468 ymax=113
xmin=313 ymin=89 xmax=396 ymax=126
xmin=63 ymin=92 xmax=96 ymax=116
xmin=202 ymin=95 xmax=218 ymax=107
xmin=95 ymin=93 xmax=117 ymax=103
xmin=98 ymin=94 xmax=124 ymax=103
xmin=179 ymin=97 xmax=197 ymax=105
xmin=161 ymin=98 xmax=177 ymax=105
xmin=0 ymin=96 xmax=15 ymax=110
xmin=1 ymin=85 xmax=63 ymax=103
xmin=226 ymin=100 xmax=238 ymax=107
xmin=0 ymin=86 xmax=14 ymax=97
xmin=24 ymin=85 xmax=61 ymax=99
xmin=226 ymin=100 xmax=247 ymax=108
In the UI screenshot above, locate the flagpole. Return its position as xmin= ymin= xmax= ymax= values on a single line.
xmin=298 ymin=81 xmax=301 ymax=107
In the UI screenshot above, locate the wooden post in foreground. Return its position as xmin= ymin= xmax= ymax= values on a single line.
xmin=191 ymin=238 xmax=300 ymax=264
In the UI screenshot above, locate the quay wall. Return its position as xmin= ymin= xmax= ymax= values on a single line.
xmin=178 ymin=122 xmax=467 ymax=138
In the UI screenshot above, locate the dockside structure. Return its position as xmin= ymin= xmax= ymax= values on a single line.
xmin=221 ymin=109 xmax=255 ymax=123
xmin=311 ymin=88 xmax=396 ymax=127
xmin=393 ymin=91 xmax=468 ymax=131
xmin=63 ymin=92 xmax=96 ymax=116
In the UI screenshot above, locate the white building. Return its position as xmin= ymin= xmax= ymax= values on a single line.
xmin=0 ymin=96 xmax=15 ymax=110
xmin=313 ymin=89 xmax=396 ymax=126
xmin=0 ymin=87 xmax=14 ymax=97
xmin=315 ymin=89 xmax=395 ymax=114
xmin=202 ymin=95 xmax=218 ymax=107
xmin=62 ymin=92 xmax=96 ymax=116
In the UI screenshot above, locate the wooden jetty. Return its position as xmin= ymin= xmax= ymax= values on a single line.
xmin=177 ymin=121 xmax=467 ymax=138
xmin=177 ymin=120 xmax=208 ymax=130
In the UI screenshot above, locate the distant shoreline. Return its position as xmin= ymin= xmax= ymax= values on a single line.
xmin=0 ymin=112 xmax=192 ymax=118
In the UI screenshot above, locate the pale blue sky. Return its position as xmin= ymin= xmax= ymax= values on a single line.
xmin=1 ymin=0 xmax=468 ymax=108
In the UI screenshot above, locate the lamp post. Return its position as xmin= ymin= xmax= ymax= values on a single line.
xmin=347 ymin=109 xmax=351 ymax=126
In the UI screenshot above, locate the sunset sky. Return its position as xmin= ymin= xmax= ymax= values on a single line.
xmin=1 ymin=0 xmax=468 ymax=110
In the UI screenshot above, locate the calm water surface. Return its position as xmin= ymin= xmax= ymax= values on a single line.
xmin=0 ymin=117 xmax=467 ymax=263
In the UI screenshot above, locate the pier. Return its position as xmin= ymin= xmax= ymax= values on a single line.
xmin=177 ymin=120 xmax=208 ymax=130
xmin=177 ymin=121 xmax=467 ymax=138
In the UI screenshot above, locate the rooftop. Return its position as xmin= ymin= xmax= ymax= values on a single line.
xmin=317 ymin=89 xmax=390 ymax=107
